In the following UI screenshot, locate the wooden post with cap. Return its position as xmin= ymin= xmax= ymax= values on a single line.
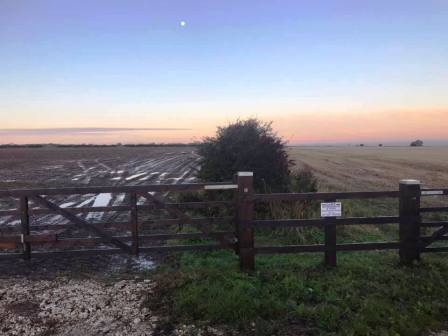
xmin=236 ymin=172 xmax=255 ymax=272
xmin=130 ymin=192 xmax=139 ymax=255
xmin=20 ymin=196 xmax=31 ymax=260
xmin=324 ymin=199 xmax=337 ymax=267
xmin=399 ymin=179 xmax=421 ymax=264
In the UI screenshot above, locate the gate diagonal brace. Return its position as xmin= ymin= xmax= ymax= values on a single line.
xmin=31 ymin=195 xmax=133 ymax=254
xmin=139 ymin=192 xmax=235 ymax=247
xmin=420 ymin=224 xmax=448 ymax=249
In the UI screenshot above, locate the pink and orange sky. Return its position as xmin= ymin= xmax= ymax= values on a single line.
xmin=1 ymin=1 xmax=447 ymax=145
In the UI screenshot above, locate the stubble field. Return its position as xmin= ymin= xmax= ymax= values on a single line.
xmin=289 ymin=146 xmax=448 ymax=191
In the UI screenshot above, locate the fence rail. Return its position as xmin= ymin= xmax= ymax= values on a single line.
xmin=252 ymin=216 xmax=400 ymax=227
xmin=254 ymin=190 xmax=400 ymax=202
xmin=0 ymin=173 xmax=447 ymax=271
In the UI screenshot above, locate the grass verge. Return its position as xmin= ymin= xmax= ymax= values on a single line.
xmin=149 ymin=249 xmax=448 ymax=335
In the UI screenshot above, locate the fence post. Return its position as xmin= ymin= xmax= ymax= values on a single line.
xmin=324 ymin=199 xmax=337 ymax=267
xmin=236 ymin=172 xmax=255 ymax=272
xmin=399 ymin=179 xmax=421 ymax=264
xmin=20 ymin=196 xmax=31 ymax=260
xmin=130 ymin=192 xmax=139 ymax=256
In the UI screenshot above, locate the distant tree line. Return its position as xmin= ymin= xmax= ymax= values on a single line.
xmin=0 ymin=143 xmax=198 ymax=148
xmin=0 ymin=144 xmax=45 ymax=148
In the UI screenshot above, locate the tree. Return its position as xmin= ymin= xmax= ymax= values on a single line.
xmin=410 ymin=139 xmax=423 ymax=147
xmin=197 ymin=119 xmax=292 ymax=192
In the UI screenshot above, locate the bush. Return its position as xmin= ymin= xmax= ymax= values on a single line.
xmin=197 ymin=119 xmax=292 ymax=192
xmin=289 ymin=169 xmax=318 ymax=193
xmin=410 ymin=139 xmax=424 ymax=147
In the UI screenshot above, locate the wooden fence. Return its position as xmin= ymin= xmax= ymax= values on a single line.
xmin=237 ymin=174 xmax=448 ymax=271
xmin=0 ymin=172 xmax=447 ymax=272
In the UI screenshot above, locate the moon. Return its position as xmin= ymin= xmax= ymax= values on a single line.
xmin=180 ymin=21 xmax=186 ymax=27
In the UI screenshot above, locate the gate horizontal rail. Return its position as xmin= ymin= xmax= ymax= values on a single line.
xmin=0 ymin=182 xmax=237 ymax=197
xmin=0 ymin=201 xmax=233 ymax=217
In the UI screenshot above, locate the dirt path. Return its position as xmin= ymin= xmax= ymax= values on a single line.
xmin=0 ymin=254 xmax=229 ymax=336
xmin=0 ymin=252 xmax=159 ymax=336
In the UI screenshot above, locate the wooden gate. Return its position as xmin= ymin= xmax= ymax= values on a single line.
xmin=419 ymin=186 xmax=448 ymax=254
xmin=0 ymin=181 xmax=240 ymax=259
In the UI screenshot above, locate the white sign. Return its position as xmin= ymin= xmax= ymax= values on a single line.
xmin=321 ymin=202 xmax=342 ymax=217
xmin=421 ymin=190 xmax=444 ymax=196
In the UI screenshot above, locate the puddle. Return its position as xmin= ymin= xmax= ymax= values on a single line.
xmin=86 ymin=193 xmax=112 ymax=221
xmin=60 ymin=202 xmax=76 ymax=208
xmin=125 ymin=172 xmax=147 ymax=181
xmin=91 ymin=193 xmax=112 ymax=207
xmin=132 ymin=256 xmax=155 ymax=271
xmin=76 ymin=196 xmax=96 ymax=208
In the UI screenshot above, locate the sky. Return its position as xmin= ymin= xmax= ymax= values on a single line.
xmin=0 ymin=0 xmax=447 ymax=144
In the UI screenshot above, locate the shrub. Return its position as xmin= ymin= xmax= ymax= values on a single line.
xmin=197 ymin=118 xmax=292 ymax=192
xmin=410 ymin=139 xmax=424 ymax=147
xmin=289 ymin=169 xmax=318 ymax=193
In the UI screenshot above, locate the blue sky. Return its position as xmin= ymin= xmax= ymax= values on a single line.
xmin=1 ymin=1 xmax=447 ymax=143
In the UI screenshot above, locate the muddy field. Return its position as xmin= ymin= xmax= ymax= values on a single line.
xmin=0 ymin=146 xmax=200 ymax=231
xmin=0 ymin=146 xmax=199 ymax=189
xmin=289 ymin=146 xmax=448 ymax=191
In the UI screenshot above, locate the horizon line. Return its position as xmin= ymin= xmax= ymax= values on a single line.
xmin=2 ymin=142 xmax=448 ymax=147
xmin=0 ymin=127 xmax=192 ymax=133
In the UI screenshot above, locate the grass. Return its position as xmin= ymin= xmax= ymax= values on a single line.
xmin=148 ymin=173 xmax=448 ymax=335
xmin=148 ymin=194 xmax=448 ymax=335
xmin=151 ymin=249 xmax=448 ymax=335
